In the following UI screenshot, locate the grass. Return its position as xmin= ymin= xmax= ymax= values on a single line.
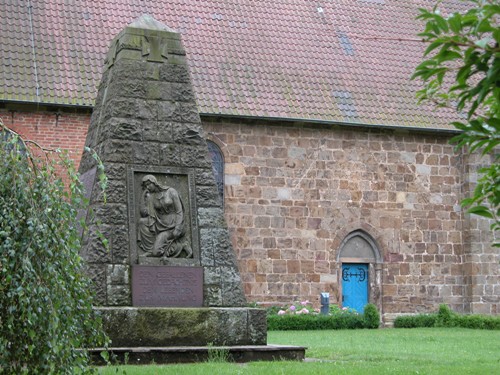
xmin=97 ymin=328 xmax=500 ymax=374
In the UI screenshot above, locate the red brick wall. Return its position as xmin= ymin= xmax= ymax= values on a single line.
xmin=0 ymin=109 xmax=90 ymax=168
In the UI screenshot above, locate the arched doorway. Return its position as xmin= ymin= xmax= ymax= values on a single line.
xmin=337 ymin=230 xmax=382 ymax=313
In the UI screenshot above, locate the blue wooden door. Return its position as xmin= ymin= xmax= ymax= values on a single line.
xmin=342 ymin=263 xmax=368 ymax=313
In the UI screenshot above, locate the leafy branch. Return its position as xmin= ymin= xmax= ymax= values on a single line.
xmin=0 ymin=119 xmax=109 ymax=373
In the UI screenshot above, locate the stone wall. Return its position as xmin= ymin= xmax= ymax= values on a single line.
xmin=203 ymin=118 xmax=499 ymax=316
xmin=2 ymin=107 xmax=498 ymax=316
xmin=462 ymin=152 xmax=500 ymax=314
xmin=0 ymin=108 xmax=90 ymax=168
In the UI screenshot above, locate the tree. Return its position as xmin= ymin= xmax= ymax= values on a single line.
xmin=0 ymin=120 xmax=108 ymax=374
xmin=412 ymin=0 xmax=500 ymax=243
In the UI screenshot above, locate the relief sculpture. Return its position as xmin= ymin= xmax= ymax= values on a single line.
xmin=137 ymin=174 xmax=193 ymax=259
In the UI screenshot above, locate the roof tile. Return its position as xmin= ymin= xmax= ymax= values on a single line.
xmin=0 ymin=0 xmax=468 ymax=129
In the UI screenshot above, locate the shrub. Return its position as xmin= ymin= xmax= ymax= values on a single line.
xmin=363 ymin=303 xmax=380 ymax=329
xmin=453 ymin=314 xmax=500 ymax=330
xmin=268 ymin=312 xmax=366 ymax=331
xmin=394 ymin=304 xmax=500 ymax=330
xmin=267 ymin=301 xmax=375 ymax=331
xmin=394 ymin=314 xmax=437 ymax=328
xmin=0 ymin=124 xmax=108 ymax=373
xmin=329 ymin=304 xmax=357 ymax=316
xmin=436 ymin=304 xmax=456 ymax=327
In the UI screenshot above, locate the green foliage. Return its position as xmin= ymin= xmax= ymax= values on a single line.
xmin=328 ymin=304 xmax=358 ymax=316
xmin=267 ymin=302 xmax=380 ymax=330
xmin=266 ymin=300 xmax=319 ymax=316
xmin=435 ymin=303 xmax=456 ymax=327
xmin=97 ymin=329 xmax=500 ymax=374
xmin=394 ymin=304 xmax=500 ymax=330
xmin=0 ymin=122 xmax=108 ymax=373
xmin=267 ymin=312 xmax=366 ymax=331
xmin=453 ymin=313 xmax=500 ymax=329
xmin=206 ymin=343 xmax=231 ymax=363
xmin=363 ymin=303 xmax=381 ymax=329
xmin=413 ymin=1 xmax=500 ymax=239
xmin=393 ymin=314 xmax=438 ymax=328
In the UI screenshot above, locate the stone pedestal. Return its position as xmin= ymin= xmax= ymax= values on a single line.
xmin=97 ymin=307 xmax=267 ymax=346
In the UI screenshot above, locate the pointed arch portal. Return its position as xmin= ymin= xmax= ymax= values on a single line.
xmin=338 ymin=230 xmax=383 ymax=313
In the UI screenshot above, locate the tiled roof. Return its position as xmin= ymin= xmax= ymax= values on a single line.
xmin=1 ymin=0 xmax=467 ymax=129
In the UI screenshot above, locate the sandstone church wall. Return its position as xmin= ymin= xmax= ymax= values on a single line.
xmin=203 ymin=119 xmax=499 ymax=316
xmin=461 ymin=152 xmax=500 ymax=314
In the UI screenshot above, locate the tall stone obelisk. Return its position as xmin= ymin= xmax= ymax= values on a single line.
xmin=79 ymin=15 xmax=266 ymax=347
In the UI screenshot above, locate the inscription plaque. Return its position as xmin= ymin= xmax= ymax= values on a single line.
xmin=132 ymin=265 xmax=203 ymax=307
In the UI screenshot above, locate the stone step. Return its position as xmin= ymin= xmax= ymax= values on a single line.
xmin=90 ymin=344 xmax=307 ymax=365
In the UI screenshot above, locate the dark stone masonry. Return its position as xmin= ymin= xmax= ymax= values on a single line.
xmin=78 ymin=15 xmax=268 ymax=347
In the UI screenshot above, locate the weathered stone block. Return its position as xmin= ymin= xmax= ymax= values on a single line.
xmin=112 ymin=225 xmax=130 ymax=264
xmin=204 ymin=285 xmax=222 ymax=306
xmin=107 ymin=78 xmax=146 ymax=100
xmin=173 ymin=122 xmax=204 ymax=145
xmin=196 ymin=185 xmax=222 ymax=207
xmin=173 ymin=103 xmax=201 ymax=123
xmin=107 ymin=264 xmax=130 ymax=285
xmin=131 ymin=140 xmax=161 ymax=165
xmin=198 ymin=207 xmax=226 ymax=228
xmin=103 ymin=97 xmax=156 ymax=121
xmin=159 ymin=64 xmax=191 ymax=83
xmin=104 ymin=163 xmax=127 ymax=181
xmin=182 ymin=145 xmax=212 ymax=168
xmin=157 ymin=101 xmax=177 ymax=120
xmin=97 ymin=307 xmax=266 ymax=346
xmin=222 ymin=282 xmax=246 ymax=307
xmin=100 ymin=139 xmax=161 ymax=165
xmin=85 ymin=264 xmax=107 ymax=305
xmin=83 ymin=225 xmax=112 ymax=263
xmin=159 ymin=143 xmax=182 ymax=166
xmin=247 ymin=308 xmax=268 ymax=344
xmin=107 ymin=285 xmax=131 ymax=306
xmin=93 ymin=204 xmax=127 ymax=226
xmin=146 ymin=81 xmax=174 ymax=101
xmin=101 ymin=118 xmax=143 ymax=141
xmin=143 ymin=120 xmax=173 ymax=142
xmin=194 ymin=168 xmax=218 ymax=187
xmin=199 ymin=228 xmax=217 ymax=266
xmin=91 ymin=179 xmax=126 ymax=204
xmin=172 ymin=82 xmax=196 ymax=102
xmin=204 ymin=266 xmax=221 ymax=284
xmin=110 ymin=60 xmax=160 ymax=81
xmin=115 ymin=49 xmax=145 ymax=63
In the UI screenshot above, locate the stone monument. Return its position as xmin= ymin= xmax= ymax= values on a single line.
xmin=78 ymin=16 xmax=275 ymax=356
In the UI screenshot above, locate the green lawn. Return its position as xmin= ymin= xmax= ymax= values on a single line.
xmin=97 ymin=328 xmax=500 ymax=374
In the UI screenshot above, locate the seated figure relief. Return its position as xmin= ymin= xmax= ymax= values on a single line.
xmin=137 ymin=174 xmax=193 ymax=259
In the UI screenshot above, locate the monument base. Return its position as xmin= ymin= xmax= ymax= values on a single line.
xmin=97 ymin=307 xmax=267 ymax=347
xmin=90 ymin=344 xmax=306 ymax=365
